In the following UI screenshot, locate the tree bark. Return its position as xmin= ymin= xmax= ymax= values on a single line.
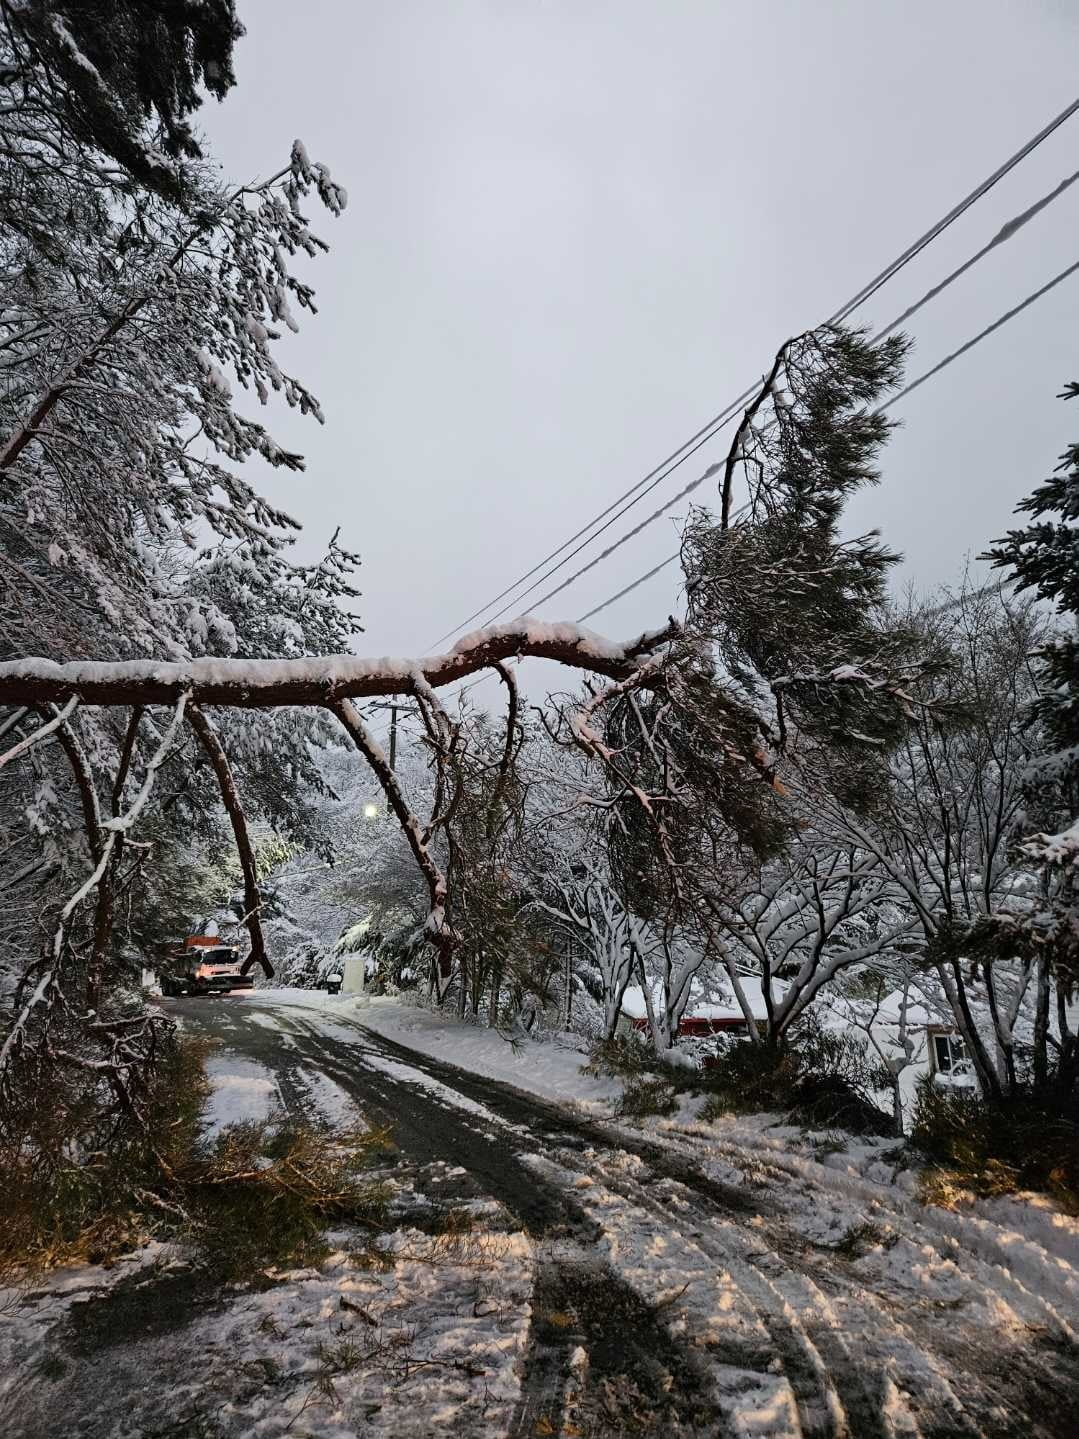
xmin=328 ymin=696 xmax=455 ymax=984
xmin=186 ymin=705 xmax=272 ymax=979
xmin=0 ymin=623 xmax=678 ymax=709
xmin=86 ymin=707 xmax=144 ymax=1008
xmin=1033 ymin=953 xmax=1051 ymax=1092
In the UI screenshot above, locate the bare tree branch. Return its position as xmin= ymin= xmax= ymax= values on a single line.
xmin=0 ymin=693 xmax=189 ymax=1085
xmin=186 ymin=704 xmax=272 ymax=979
xmin=0 ymin=694 xmax=78 ymax=769
xmin=328 ymin=697 xmax=456 ymax=986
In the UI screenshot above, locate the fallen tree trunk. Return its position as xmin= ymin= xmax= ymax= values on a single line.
xmin=0 ymin=621 xmax=678 ymax=708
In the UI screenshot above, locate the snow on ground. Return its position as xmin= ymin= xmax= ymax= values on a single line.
xmin=281 ymin=990 xmax=1079 ymax=1347
xmin=359 ymin=1047 xmax=519 ymax=1129
xmin=0 ymin=1028 xmax=534 ymax=1439
xmin=4 ymin=996 xmax=1077 ymax=1436
xmin=0 ymin=1218 xmax=533 ymax=1439
xmin=525 ymin=1146 xmax=806 ymax=1437
xmin=213 ymin=1224 xmax=533 ymax=1438
xmin=245 ymin=991 xmax=1079 ymax=1268
xmin=521 ymin=1112 xmax=1079 ymax=1436
xmin=353 ymin=996 xmax=622 ymax=1111
xmin=292 ymin=1064 xmax=368 ymax=1131
xmin=244 ymin=987 xmax=624 ymax=1113
xmin=201 ymin=1053 xmax=281 ymax=1139
xmin=188 ymin=1014 xmax=536 ymax=1435
xmin=632 ymin=1104 xmax=1079 ymax=1324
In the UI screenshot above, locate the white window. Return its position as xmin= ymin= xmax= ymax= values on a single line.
xmin=932 ymin=1033 xmax=967 ymax=1074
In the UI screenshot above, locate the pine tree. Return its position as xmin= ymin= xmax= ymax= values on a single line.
xmin=989 ymin=382 xmax=1079 ymax=810
xmin=5 ymin=0 xmax=243 ymax=199
xmin=682 ymin=325 xmax=926 ymax=815
xmin=987 ymin=384 xmax=1079 ymax=1083
xmin=0 ymin=3 xmax=355 ymax=1006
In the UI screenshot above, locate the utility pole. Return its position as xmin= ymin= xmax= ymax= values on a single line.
xmin=389 ymin=704 xmax=398 ymax=771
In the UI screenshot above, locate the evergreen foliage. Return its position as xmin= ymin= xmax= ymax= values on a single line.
xmin=683 ymin=326 xmax=923 ymax=795
xmin=989 ymin=382 xmax=1079 ymax=803
xmin=6 ymin=0 xmax=244 ymax=196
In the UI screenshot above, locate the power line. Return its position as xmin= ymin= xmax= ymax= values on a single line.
xmin=441 ymin=244 xmax=1079 ymax=710
xmin=430 ymin=93 xmax=1079 ymax=651
xmin=829 ymin=94 xmax=1079 ymax=324
xmin=874 ymin=164 xmax=1079 ymax=342
xmin=575 ymin=254 xmax=1079 ymax=629
xmin=496 ymin=160 xmax=1079 ymax=625
xmin=428 ymin=388 xmax=757 ymax=649
xmin=576 ymin=553 xmax=681 ymax=626
xmin=467 ymin=448 xmax=725 ymax=634
xmin=880 ymin=254 xmax=1079 ymax=413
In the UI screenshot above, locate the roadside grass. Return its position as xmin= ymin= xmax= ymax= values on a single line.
xmin=910 ymin=1082 xmax=1079 ymax=1214
xmin=0 ymin=1032 xmax=389 ymax=1282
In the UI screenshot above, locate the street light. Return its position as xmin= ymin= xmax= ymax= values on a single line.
xmin=363 ymin=802 xmax=379 ymax=820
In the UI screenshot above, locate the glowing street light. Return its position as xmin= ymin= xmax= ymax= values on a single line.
xmin=363 ymin=802 xmax=379 ymax=820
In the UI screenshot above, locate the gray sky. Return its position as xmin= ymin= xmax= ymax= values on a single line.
xmin=203 ymin=1 xmax=1079 ymax=699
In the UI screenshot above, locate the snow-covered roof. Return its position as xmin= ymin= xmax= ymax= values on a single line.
xmin=621 ymin=978 xmax=771 ymax=1022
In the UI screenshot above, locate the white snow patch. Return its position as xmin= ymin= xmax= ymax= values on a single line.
xmin=295 ymin=1066 xmax=366 ymax=1131
xmin=353 ymin=998 xmax=623 ymax=1112
xmin=200 ymin=1054 xmax=279 ymax=1139
xmin=240 ymin=990 xmax=623 ymax=1112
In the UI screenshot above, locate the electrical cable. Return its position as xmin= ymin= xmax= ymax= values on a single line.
xmin=458 ymin=158 xmax=1079 ymax=631
xmin=575 ymin=254 xmax=1079 ymax=628
xmin=429 ymin=94 xmax=1079 ymax=649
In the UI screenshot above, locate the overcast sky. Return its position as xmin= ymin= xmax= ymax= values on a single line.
xmin=203 ymin=1 xmax=1079 ymax=705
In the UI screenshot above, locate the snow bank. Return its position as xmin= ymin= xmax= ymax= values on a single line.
xmin=354 ymin=998 xmax=623 ymax=1112
xmin=241 ymin=989 xmax=623 ymax=1113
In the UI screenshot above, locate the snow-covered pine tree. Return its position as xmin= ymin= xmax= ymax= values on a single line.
xmin=989 ymin=382 xmax=1079 ymax=865
xmin=0 ymin=1 xmax=367 ymax=1149
xmin=555 ymin=327 xmax=927 ymax=1053
xmin=987 ymin=382 xmax=1079 ymax=1095
xmin=0 ymin=0 xmax=361 ymax=1000
xmin=682 ymin=325 xmax=925 ymax=810
xmin=3 ymin=0 xmax=243 ymax=200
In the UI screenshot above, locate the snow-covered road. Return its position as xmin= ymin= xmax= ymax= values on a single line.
xmin=3 ymin=992 xmax=1077 ymax=1438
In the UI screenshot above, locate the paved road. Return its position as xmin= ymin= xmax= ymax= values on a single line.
xmin=170 ymin=994 xmax=1079 ymax=1439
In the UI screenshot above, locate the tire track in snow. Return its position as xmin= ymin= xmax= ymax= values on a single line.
xmin=328 ymin=1014 xmax=1078 ymax=1436
xmin=640 ymin=1120 xmax=1079 ymax=1340
xmin=300 ymin=1006 xmax=1079 ymax=1436
xmin=536 ymin=1136 xmax=1078 ymax=1439
xmin=216 ymin=1005 xmax=729 ymax=1437
xmin=180 ymin=1001 xmax=1079 ymax=1438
